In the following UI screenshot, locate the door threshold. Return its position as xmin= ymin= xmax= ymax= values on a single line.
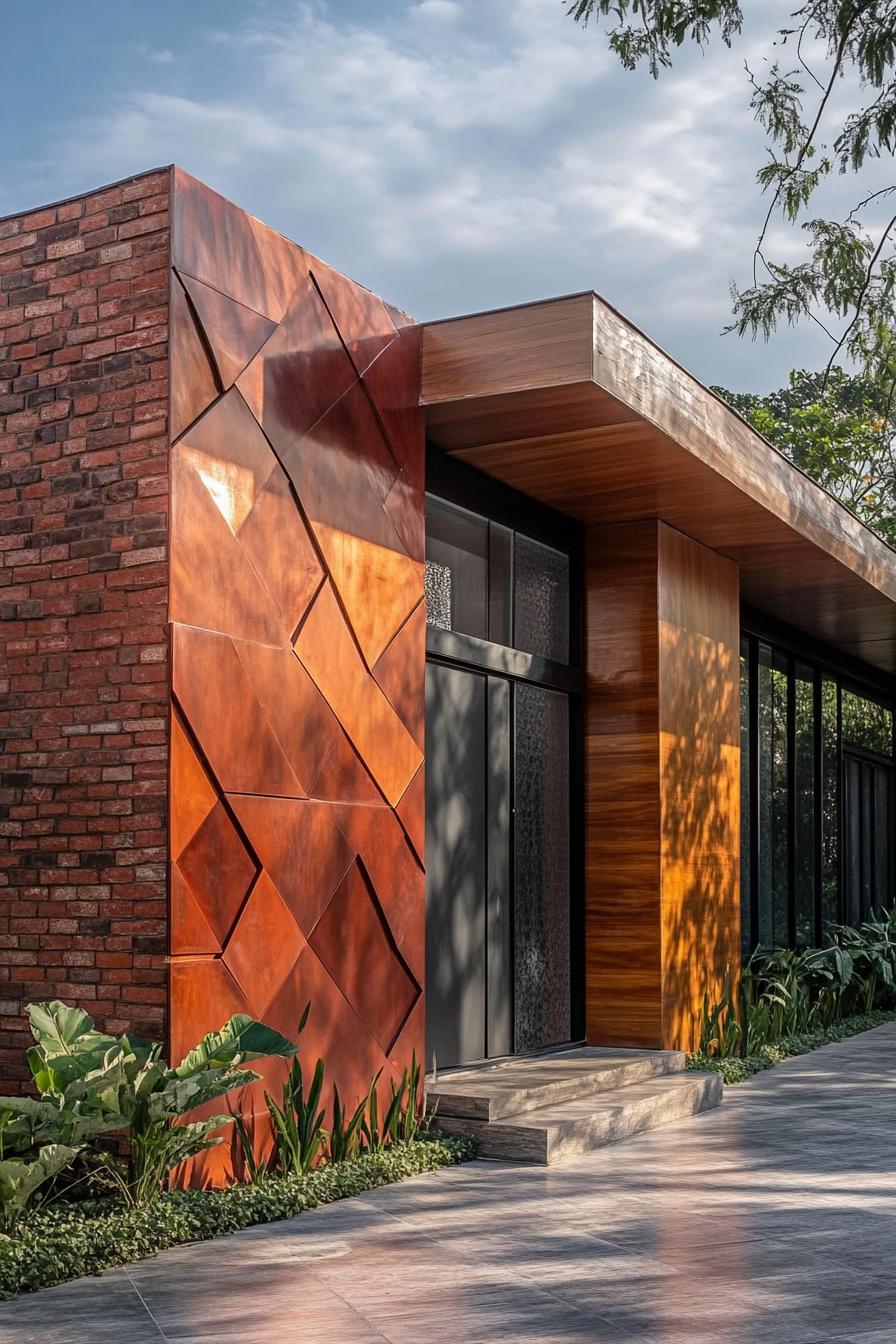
xmin=427 ymin=1039 xmax=587 ymax=1081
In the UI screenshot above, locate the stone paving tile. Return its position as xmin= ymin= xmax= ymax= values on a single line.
xmin=3 ymin=1024 xmax=896 ymax=1341
xmin=0 ymin=1272 xmax=164 ymax=1344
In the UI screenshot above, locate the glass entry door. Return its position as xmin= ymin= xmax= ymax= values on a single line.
xmin=422 ymin=465 xmax=582 ymax=1071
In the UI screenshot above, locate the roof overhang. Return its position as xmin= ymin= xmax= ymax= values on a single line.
xmin=422 ymin=292 xmax=896 ymax=676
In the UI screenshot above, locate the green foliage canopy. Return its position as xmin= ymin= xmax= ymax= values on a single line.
xmin=714 ymin=366 xmax=896 ymax=544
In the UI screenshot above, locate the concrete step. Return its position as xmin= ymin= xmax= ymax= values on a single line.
xmin=427 ymin=1046 xmax=687 ymax=1122
xmin=433 ymin=1069 xmax=722 ymax=1164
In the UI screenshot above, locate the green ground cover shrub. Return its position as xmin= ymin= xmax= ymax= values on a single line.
xmin=692 ymin=909 xmax=896 ymax=1082
xmin=0 ymin=1135 xmax=474 ymax=1299
xmin=688 ymin=1008 xmax=896 ymax=1083
xmin=0 ymin=999 xmax=471 ymax=1300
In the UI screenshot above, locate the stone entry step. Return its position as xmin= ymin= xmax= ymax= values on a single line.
xmin=427 ymin=1047 xmax=722 ymax=1164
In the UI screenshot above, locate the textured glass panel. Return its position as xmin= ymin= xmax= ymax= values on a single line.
xmin=740 ymin=653 xmax=752 ymax=955
xmin=821 ymin=679 xmax=839 ymax=927
xmin=513 ymin=534 xmax=569 ymax=663
xmin=794 ymin=665 xmax=815 ymax=945
xmin=513 ymin=684 xmax=570 ymax=1052
xmin=842 ymin=690 xmax=893 ymax=756
xmin=424 ymin=495 xmax=488 ymax=639
xmin=424 ymin=561 xmax=451 ymax=631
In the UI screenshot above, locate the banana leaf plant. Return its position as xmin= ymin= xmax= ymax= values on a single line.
xmin=24 ymin=1001 xmax=297 ymax=1206
xmin=0 ymin=1139 xmax=79 ymax=1234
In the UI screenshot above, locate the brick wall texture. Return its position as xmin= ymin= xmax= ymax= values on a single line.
xmin=0 ymin=168 xmax=171 ymax=1083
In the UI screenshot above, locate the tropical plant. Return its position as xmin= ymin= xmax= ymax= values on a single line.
xmin=360 ymin=1070 xmax=402 ymax=1155
xmin=229 ymin=1105 xmax=267 ymax=1186
xmin=386 ymin=1054 xmax=430 ymax=1145
xmin=265 ymin=1053 xmax=327 ymax=1178
xmin=326 ymin=1085 xmax=367 ymax=1164
xmin=697 ymin=907 xmax=896 ymax=1059
xmin=697 ymin=968 xmax=742 ymax=1059
xmin=0 ymin=1141 xmax=79 ymax=1235
xmin=20 ymin=1001 xmax=296 ymax=1207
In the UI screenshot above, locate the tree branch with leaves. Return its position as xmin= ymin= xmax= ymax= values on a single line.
xmin=567 ymin=1 xmax=896 ymax=405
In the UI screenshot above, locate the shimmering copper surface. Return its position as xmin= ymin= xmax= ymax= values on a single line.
xmin=168 ymin=172 xmax=424 ymax=1185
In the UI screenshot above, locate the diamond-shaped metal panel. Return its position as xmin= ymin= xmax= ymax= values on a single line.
xmin=176 ymin=801 xmax=257 ymax=946
xmin=168 ymin=171 xmax=424 ymax=1186
xmin=309 ymin=859 xmax=419 ymax=1054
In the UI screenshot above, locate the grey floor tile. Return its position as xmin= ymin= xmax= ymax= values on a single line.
xmin=0 ymin=1271 xmax=164 ymax=1343
xmin=4 ymin=1025 xmax=896 ymax=1341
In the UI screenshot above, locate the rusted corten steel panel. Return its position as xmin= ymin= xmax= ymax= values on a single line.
xmin=167 ymin=169 xmax=424 ymax=1184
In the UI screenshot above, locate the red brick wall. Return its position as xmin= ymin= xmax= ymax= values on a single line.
xmin=0 ymin=168 xmax=171 ymax=1082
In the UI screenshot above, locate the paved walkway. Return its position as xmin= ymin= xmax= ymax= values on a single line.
xmin=4 ymin=1024 xmax=896 ymax=1344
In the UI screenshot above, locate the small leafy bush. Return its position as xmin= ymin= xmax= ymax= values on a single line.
xmin=688 ymin=1008 xmax=896 ymax=1083
xmin=234 ymin=1006 xmax=433 ymax=1180
xmin=0 ymin=1136 xmax=475 ymax=1300
xmin=696 ymin=906 xmax=896 ymax=1065
xmin=0 ymin=1001 xmax=297 ymax=1228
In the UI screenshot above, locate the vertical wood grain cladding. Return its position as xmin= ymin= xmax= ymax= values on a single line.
xmin=167 ymin=169 xmax=424 ymax=1184
xmin=586 ymin=520 xmax=740 ymax=1050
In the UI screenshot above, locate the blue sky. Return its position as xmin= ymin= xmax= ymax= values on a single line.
xmin=2 ymin=1 xmax=860 ymax=390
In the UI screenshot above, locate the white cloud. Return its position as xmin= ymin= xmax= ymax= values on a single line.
xmin=38 ymin=0 xmax=852 ymax=389
xmin=409 ymin=0 xmax=461 ymax=22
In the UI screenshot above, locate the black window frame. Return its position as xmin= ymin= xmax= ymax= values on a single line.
xmin=741 ymin=605 xmax=896 ymax=951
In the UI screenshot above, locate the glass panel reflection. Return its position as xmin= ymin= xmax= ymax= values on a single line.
xmin=821 ymin=679 xmax=840 ymax=927
xmin=842 ymin=690 xmax=893 ymax=756
xmin=794 ymin=664 xmax=815 ymax=945
xmin=424 ymin=496 xmax=488 ymax=639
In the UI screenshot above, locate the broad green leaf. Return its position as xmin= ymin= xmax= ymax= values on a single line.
xmin=173 ymin=1015 xmax=296 ymax=1079
xmin=27 ymin=1001 xmax=116 ymax=1057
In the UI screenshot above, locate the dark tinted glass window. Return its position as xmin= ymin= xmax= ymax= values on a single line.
xmin=742 ymin=631 xmax=894 ymax=950
xmin=842 ymin=690 xmax=893 ymax=756
xmin=425 ymin=493 xmax=573 ymax=663
xmin=821 ymin=678 xmax=839 ymax=926
xmin=794 ymin=663 xmax=815 ymax=945
xmin=424 ymin=497 xmax=488 ymax=640
xmin=513 ymin=535 xmax=570 ymax=663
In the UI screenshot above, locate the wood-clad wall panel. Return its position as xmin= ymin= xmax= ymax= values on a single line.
xmin=586 ymin=520 xmax=740 ymax=1051
xmin=422 ymin=294 xmax=594 ymax=403
xmin=167 ymin=170 xmax=424 ymax=1184
xmin=657 ymin=524 xmax=740 ymax=1050
xmin=586 ymin=521 xmax=663 ymax=1047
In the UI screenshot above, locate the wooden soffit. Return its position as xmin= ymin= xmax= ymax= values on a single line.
xmin=422 ymin=292 xmax=896 ymax=676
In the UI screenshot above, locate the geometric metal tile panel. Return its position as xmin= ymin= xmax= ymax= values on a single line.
xmin=168 ymin=170 xmax=424 ymax=1183
xmin=309 ymin=858 xmax=419 ymax=1054
xmin=175 ymin=800 xmax=257 ymax=946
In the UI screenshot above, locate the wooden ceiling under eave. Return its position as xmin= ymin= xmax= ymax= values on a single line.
xmin=421 ymin=292 xmax=896 ymax=676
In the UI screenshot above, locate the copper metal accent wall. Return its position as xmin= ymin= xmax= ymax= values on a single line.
xmin=168 ymin=169 xmax=424 ymax=1182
